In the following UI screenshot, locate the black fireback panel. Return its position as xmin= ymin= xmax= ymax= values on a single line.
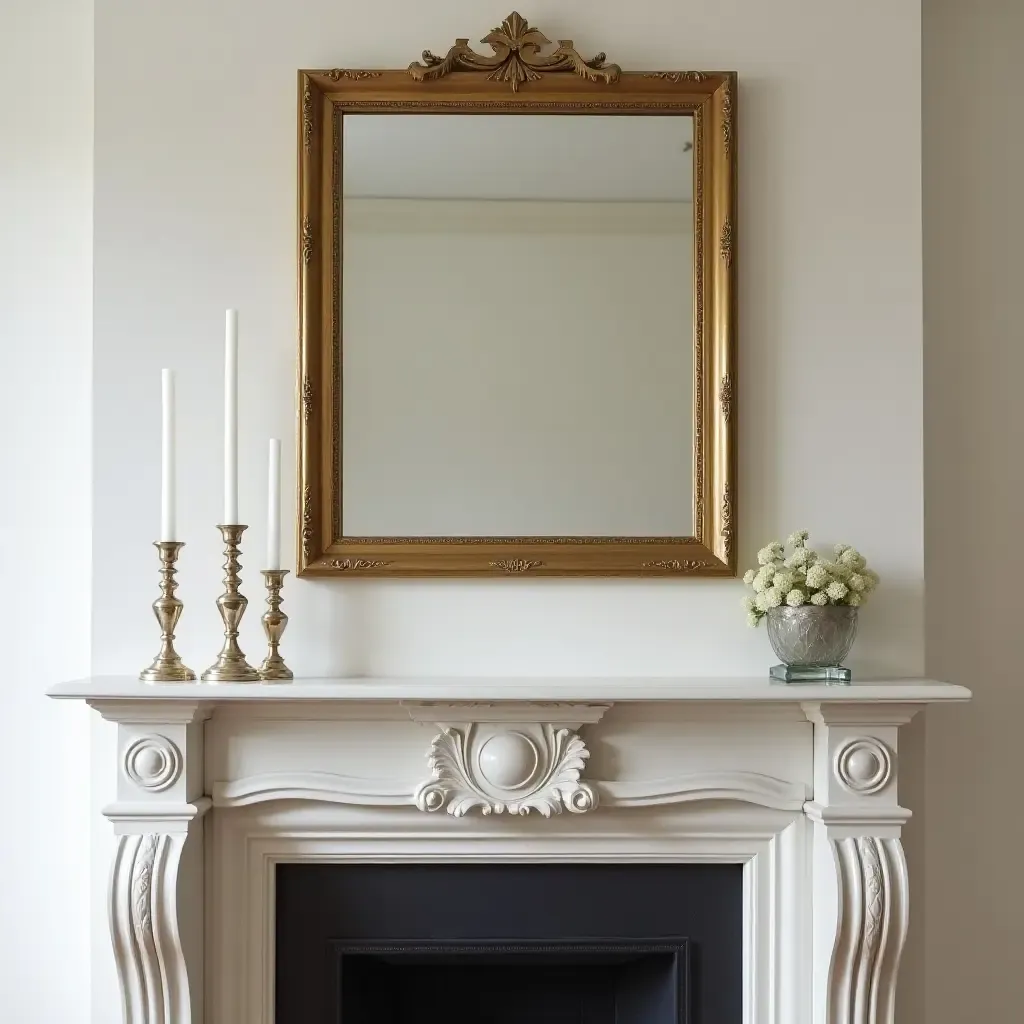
xmin=275 ymin=863 xmax=742 ymax=1024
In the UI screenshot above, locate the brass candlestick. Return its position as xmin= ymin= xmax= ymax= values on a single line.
xmin=201 ymin=525 xmax=260 ymax=682
xmin=258 ymin=569 xmax=293 ymax=682
xmin=140 ymin=541 xmax=196 ymax=682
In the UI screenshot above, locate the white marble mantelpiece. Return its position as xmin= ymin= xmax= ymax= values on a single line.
xmin=50 ymin=676 xmax=969 ymax=1024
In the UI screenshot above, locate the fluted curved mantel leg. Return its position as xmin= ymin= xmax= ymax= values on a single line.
xmin=802 ymin=701 xmax=918 ymax=1024
xmin=824 ymin=836 xmax=909 ymax=1023
xmin=110 ymin=832 xmax=203 ymax=1023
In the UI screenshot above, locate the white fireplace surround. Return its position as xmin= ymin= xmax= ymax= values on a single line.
xmin=50 ymin=676 xmax=969 ymax=1024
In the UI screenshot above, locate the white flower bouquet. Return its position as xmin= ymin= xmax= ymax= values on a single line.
xmin=741 ymin=531 xmax=879 ymax=627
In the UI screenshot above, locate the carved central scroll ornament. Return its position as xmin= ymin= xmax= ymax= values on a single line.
xmin=415 ymin=722 xmax=597 ymax=816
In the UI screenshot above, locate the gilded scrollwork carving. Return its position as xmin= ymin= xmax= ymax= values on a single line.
xmin=720 ymin=373 xmax=733 ymax=424
xmin=721 ymin=480 xmax=734 ymax=561
xmin=720 ymin=218 xmax=734 ymax=268
xmin=301 ymin=484 xmax=313 ymax=561
xmin=489 ymin=559 xmax=543 ymax=573
xmin=324 ymin=69 xmax=383 ymax=82
xmin=327 ymin=558 xmax=392 ymax=571
xmin=643 ymin=71 xmax=708 ymax=83
xmin=721 ymin=77 xmax=734 ymax=154
xmin=301 ymin=85 xmax=313 ymax=152
xmin=300 ymin=216 xmax=314 ymax=265
xmin=301 ymin=374 xmax=313 ymax=424
xmin=408 ymin=12 xmax=620 ymax=92
xmin=642 ymin=559 xmax=714 ymax=571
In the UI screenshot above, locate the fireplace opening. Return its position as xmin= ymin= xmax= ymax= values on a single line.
xmin=337 ymin=941 xmax=685 ymax=1024
xmin=276 ymin=863 xmax=742 ymax=1023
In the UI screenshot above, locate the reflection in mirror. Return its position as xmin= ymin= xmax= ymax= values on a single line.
xmin=341 ymin=114 xmax=695 ymax=537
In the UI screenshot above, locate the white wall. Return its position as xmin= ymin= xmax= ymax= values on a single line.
xmin=89 ymin=0 xmax=925 ymax=1018
xmin=923 ymin=0 xmax=1024 ymax=1019
xmin=0 ymin=2 xmax=93 ymax=1021
xmin=343 ymin=198 xmax=694 ymax=536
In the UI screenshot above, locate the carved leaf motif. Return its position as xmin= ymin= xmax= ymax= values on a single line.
xmin=859 ymin=837 xmax=884 ymax=953
xmin=415 ymin=725 xmax=597 ymax=817
xmin=131 ymin=835 xmax=157 ymax=939
xmin=408 ymin=12 xmax=620 ymax=92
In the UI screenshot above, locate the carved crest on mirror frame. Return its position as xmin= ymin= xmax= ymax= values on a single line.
xmin=407 ymin=11 xmax=620 ymax=92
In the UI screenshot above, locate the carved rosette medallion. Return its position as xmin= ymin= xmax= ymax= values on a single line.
xmin=415 ymin=723 xmax=597 ymax=817
xmin=123 ymin=734 xmax=182 ymax=792
xmin=834 ymin=736 xmax=893 ymax=795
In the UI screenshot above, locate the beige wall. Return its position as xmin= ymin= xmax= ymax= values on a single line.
xmin=0 ymin=1 xmax=93 ymax=1020
xmin=923 ymin=0 xmax=1024 ymax=1019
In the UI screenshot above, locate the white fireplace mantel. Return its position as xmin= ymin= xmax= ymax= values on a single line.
xmin=50 ymin=675 xmax=969 ymax=1024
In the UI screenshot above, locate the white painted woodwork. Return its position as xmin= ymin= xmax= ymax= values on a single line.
xmin=50 ymin=676 xmax=968 ymax=1024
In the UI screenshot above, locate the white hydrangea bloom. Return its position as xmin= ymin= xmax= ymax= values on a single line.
xmin=742 ymin=596 xmax=755 ymax=612
xmin=773 ymin=571 xmax=794 ymax=594
xmin=825 ymin=580 xmax=849 ymax=602
xmin=863 ymin=569 xmax=880 ymax=590
xmin=786 ymin=530 xmax=810 ymax=548
xmin=839 ymin=548 xmax=866 ymax=570
xmin=805 ymin=564 xmax=830 ymax=589
xmin=847 ymin=593 xmax=863 ymax=608
xmin=810 ymin=591 xmax=829 ymax=606
xmin=757 ymin=542 xmax=783 ymax=566
xmin=764 ymin=587 xmax=784 ymax=609
xmin=821 ymin=559 xmax=851 ymax=580
xmin=743 ymin=569 xmax=756 ymax=585
xmin=754 ymin=591 xmax=771 ymax=612
xmin=751 ymin=574 xmax=768 ymax=594
xmin=747 ymin=611 xmax=761 ymax=627
xmin=834 ymin=543 xmax=851 ymax=556
xmin=786 ymin=588 xmax=807 ymax=607
xmin=847 ymin=573 xmax=866 ymax=592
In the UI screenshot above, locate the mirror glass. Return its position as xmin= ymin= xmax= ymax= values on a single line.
xmin=341 ymin=114 xmax=695 ymax=537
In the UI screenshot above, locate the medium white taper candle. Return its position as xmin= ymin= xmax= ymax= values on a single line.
xmin=224 ymin=309 xmax=239 ymax=524
xmin=160 ymin=369 xmax=176 ymax=541
xmin=267 ymin=438 xmax=281 ymax=570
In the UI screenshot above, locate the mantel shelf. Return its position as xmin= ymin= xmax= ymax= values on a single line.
xmin=47 ymin=675 xmax=970 ymax=705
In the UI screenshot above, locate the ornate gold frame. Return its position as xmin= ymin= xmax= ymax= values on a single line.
xmin=297 ymin=13 xmax=736 ymax=578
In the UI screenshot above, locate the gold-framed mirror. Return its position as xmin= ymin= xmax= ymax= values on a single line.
xmin=297 ymin=13 xmax=736 ymax=577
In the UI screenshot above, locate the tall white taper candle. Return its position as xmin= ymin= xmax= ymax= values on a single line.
xmin=224 ymin=309 xmax=239 ymax=523
xmin=267 ymin=438 xmax=281 ymax=570
xmin=160 ymin=369 xmax=176 ymax=541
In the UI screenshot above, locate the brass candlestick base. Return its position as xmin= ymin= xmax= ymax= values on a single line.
xmin=140 ymin=541 xmax=196 ymax=683
xmin=258 ymin=569 xmax=294 ymax=682
xmin=201 ymin=525 xmax=261 ymax=682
